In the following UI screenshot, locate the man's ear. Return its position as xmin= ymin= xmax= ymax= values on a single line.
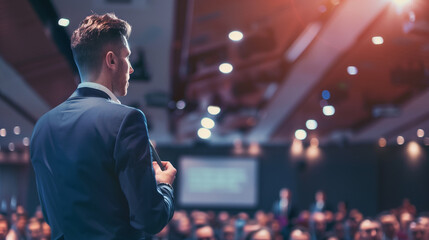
xmin=105 ymin=51 xmax=117 ymax=70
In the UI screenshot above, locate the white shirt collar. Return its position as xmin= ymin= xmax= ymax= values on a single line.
xmin=77 ymin=82 xmax=121 ymax=104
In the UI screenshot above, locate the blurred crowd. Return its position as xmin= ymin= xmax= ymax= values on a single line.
xmin=0 ymin=205 xmax=50 ymax=240
xmin=0 ymin=189 xmax=427 ymax=240
xmin=157 ymin=189 xmax=427 ymax=240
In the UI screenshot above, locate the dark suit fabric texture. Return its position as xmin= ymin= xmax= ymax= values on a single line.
xmin=30 ymin=88 xmax=174 ymax=240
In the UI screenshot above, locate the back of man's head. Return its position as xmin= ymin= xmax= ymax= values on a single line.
xmin=290 ymin=228 xmax=311 ymax=240
xmin=71 ymin=13 xmax=131 ymax=78
xmin=359 ymin=219 xmax=382 ymax=240
xmin=195 ymin=225 xmax=215 ymax=240
xmin=0 ymin=218 xmax=9 ymax=240
xmin=379 ymin=214 xmax=399 ymax=239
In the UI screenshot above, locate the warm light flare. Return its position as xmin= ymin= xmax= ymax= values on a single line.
xmin=397 ymin=136 xmax=404 ymax=145
xmin=372 ymin=36 xmax=384 ymax=45
xmin=295 ymin=129 xmax=307 ymax=140
xmin=248 ymin=142 xmax=261 ymax=156
xmin=207 ymin=106 xmax=221 ymax=115
xmin=306 ymin=145 xmax=321 ymax=160
xmin=378 ymin=138 xmax=387 ymax=148
xmin=228 ymin=31 xmax=244 ymax=41
xmin=58 ymin=18 xmax=70 ymax=27
xmin=219 ymin=63 xmax=233 ymax=74
xmin=407 ymin=141 xmax=421 ymax=160
xmin=197 ymin=128 xmax=212 ymax=139
xmin=323 ymin=105 xmax=335 ymax=116
xmin=306 ymin=119 xmax=318 ymax=130
xmin=291 ymin=139 xmax=304 ymax=157
xmin=417 ymin=129 xmax=424 ymax=138
xmin=201 ymin=117 xmax=215 ymax=129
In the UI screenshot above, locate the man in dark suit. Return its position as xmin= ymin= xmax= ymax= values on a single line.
xmin=30 ymin=13 xmax=176 ymax=240
xmin=273 ymin=188 xmax=297 ymax=226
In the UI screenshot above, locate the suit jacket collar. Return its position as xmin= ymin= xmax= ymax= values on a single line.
xmin=70 ymin=87 xmax=111 ymax=101
xmin=77 ymin=82 xmax=121 ymax=104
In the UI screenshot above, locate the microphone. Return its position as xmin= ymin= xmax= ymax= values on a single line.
xmin=150 ymin=141 xmax=165 ymax=171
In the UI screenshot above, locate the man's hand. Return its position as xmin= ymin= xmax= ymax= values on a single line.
xmin=153 ymin=161 xmax=177 ymax=186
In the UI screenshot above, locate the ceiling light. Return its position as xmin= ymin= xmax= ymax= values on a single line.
xmin=306 ymin=119 xmax=318 ymax=130
xmin=219 ymin=63 xmax=233 ymax=74
xmin=347 ymin=66 xmax=358 ymax=75
xmin=0 ymin=128 xmax=6 ymax=137
xmin=322 ymin=105 xmax=335 ymax=116
xmin=201 ymin=117 xmax=215 ymax=129
xmin=176 ymin=100 xmax=186 ymax=110
xmin=58 ymin=18 xmax=70 ymax=27
xmin=417 ymin=129 xmax=424 ymax=138
xmin=228 ymin=31 xmax=244 ymax=41
xmin=295 ymin=129 xmax=307 ymax=140
xmin=372 ymin=36 xmax=384 ymax=45
xmin=407 ymin=141 xmax=421 ymax=159
xmin=378 ymin=138 xmax=387 ymax=147
xmin=207 ymin=105 xmax=221 ymax=115
xmin=397 ymin=136 xmax=404 ymax=145
xmin=197 ymin=128 xmax=212 ymax=139
xmin=23 ymin=137 xmax=30 ymax=147
xmin=322 ymin=90 xmax=330 ymax=100
xmin=291 ymin=139 xmax=304 ymax=157
xmin=13 ymin=126 xmax=21 ymax=135
xmin=8 ymin=143 xmax=15 ymax=152
xmin=306 ymin=145 xmax=321 ymax=160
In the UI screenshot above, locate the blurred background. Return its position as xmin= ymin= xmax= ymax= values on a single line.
xmin=0 ymin=0 xmax=429 ymax=238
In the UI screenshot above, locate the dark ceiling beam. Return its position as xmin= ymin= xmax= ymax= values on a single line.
xmin=27 ymin=0 xmax=78 ymax=74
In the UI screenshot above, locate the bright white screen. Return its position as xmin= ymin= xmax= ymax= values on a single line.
xmin=179 ymin=156 xmax=258 ymax=207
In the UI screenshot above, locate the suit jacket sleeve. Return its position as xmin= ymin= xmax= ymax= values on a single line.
xmin=113 ymin=108 xmax=174 ymax=234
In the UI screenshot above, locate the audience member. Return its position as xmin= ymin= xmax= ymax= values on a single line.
xmin=273 ymin=188 xmax=297 ymax=228
xmin=0 ymin=193 xmax=424 ymax=240
xmin=0 ymin=217 xmax=8 ymax=240
xmin=379 ymin=214 xmax=399 ymax=240
xmin=26 ymin=218 xmax=42 ymax=240
xmin=309 ymin=212 xmax=327 ymax=240
xmin=245 ymin=227 xmax=273 ymax=240
xmin=195 ymin=225 xmax=216 ymax=240
xmin=310 ymin=191 xmax=331 ymax=213
xmin=154 ymin=225 xmax=170 ymax=240
xmin=344 ymin=217 xmax=360 ymax=240
xmin=333 ymin=221 xmax=345 ymax=240
xmin=290 ymin=228 xmax=311 ymax=240
xmin=399 ymin=212 xmax=414 ymax=240
xmin=417 ymin=216 xmax=429 ymax=240
xmin=220 ymin=224 xmax=235 ymax=240
xmin=359 ymin=219 xmax=382 ymax=240
xmin=408 ymin=222 xmax=426 ymax=240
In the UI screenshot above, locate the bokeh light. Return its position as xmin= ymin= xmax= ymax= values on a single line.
xmin=207 ymin=106 xmax=221 ymax=115
xmin=219 ymin=63 xmax=233 ymax=74
xmin=295 ymin=129 xmax=307 ymax=140
xmin=323 ymin=105 xmax=335 ymax=116
xmin=201 ymin=117 xmax=215 ymax=129
xmin=197 ymin=128 xmax=212 ymax=139
xmin=228 ymin=31 xmax=244 ymax=41
xmin=306 ymin=119 xmax=318 ymax=130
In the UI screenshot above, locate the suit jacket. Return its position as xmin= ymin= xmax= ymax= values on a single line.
xmin=30 ymin=87 xmax=174 ymax=240
xmin=272 ymin=200 xmax=297 ymax=227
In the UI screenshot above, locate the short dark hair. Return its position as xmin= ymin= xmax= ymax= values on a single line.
xmin=71 ymin=13 xmax=131 ymax=76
